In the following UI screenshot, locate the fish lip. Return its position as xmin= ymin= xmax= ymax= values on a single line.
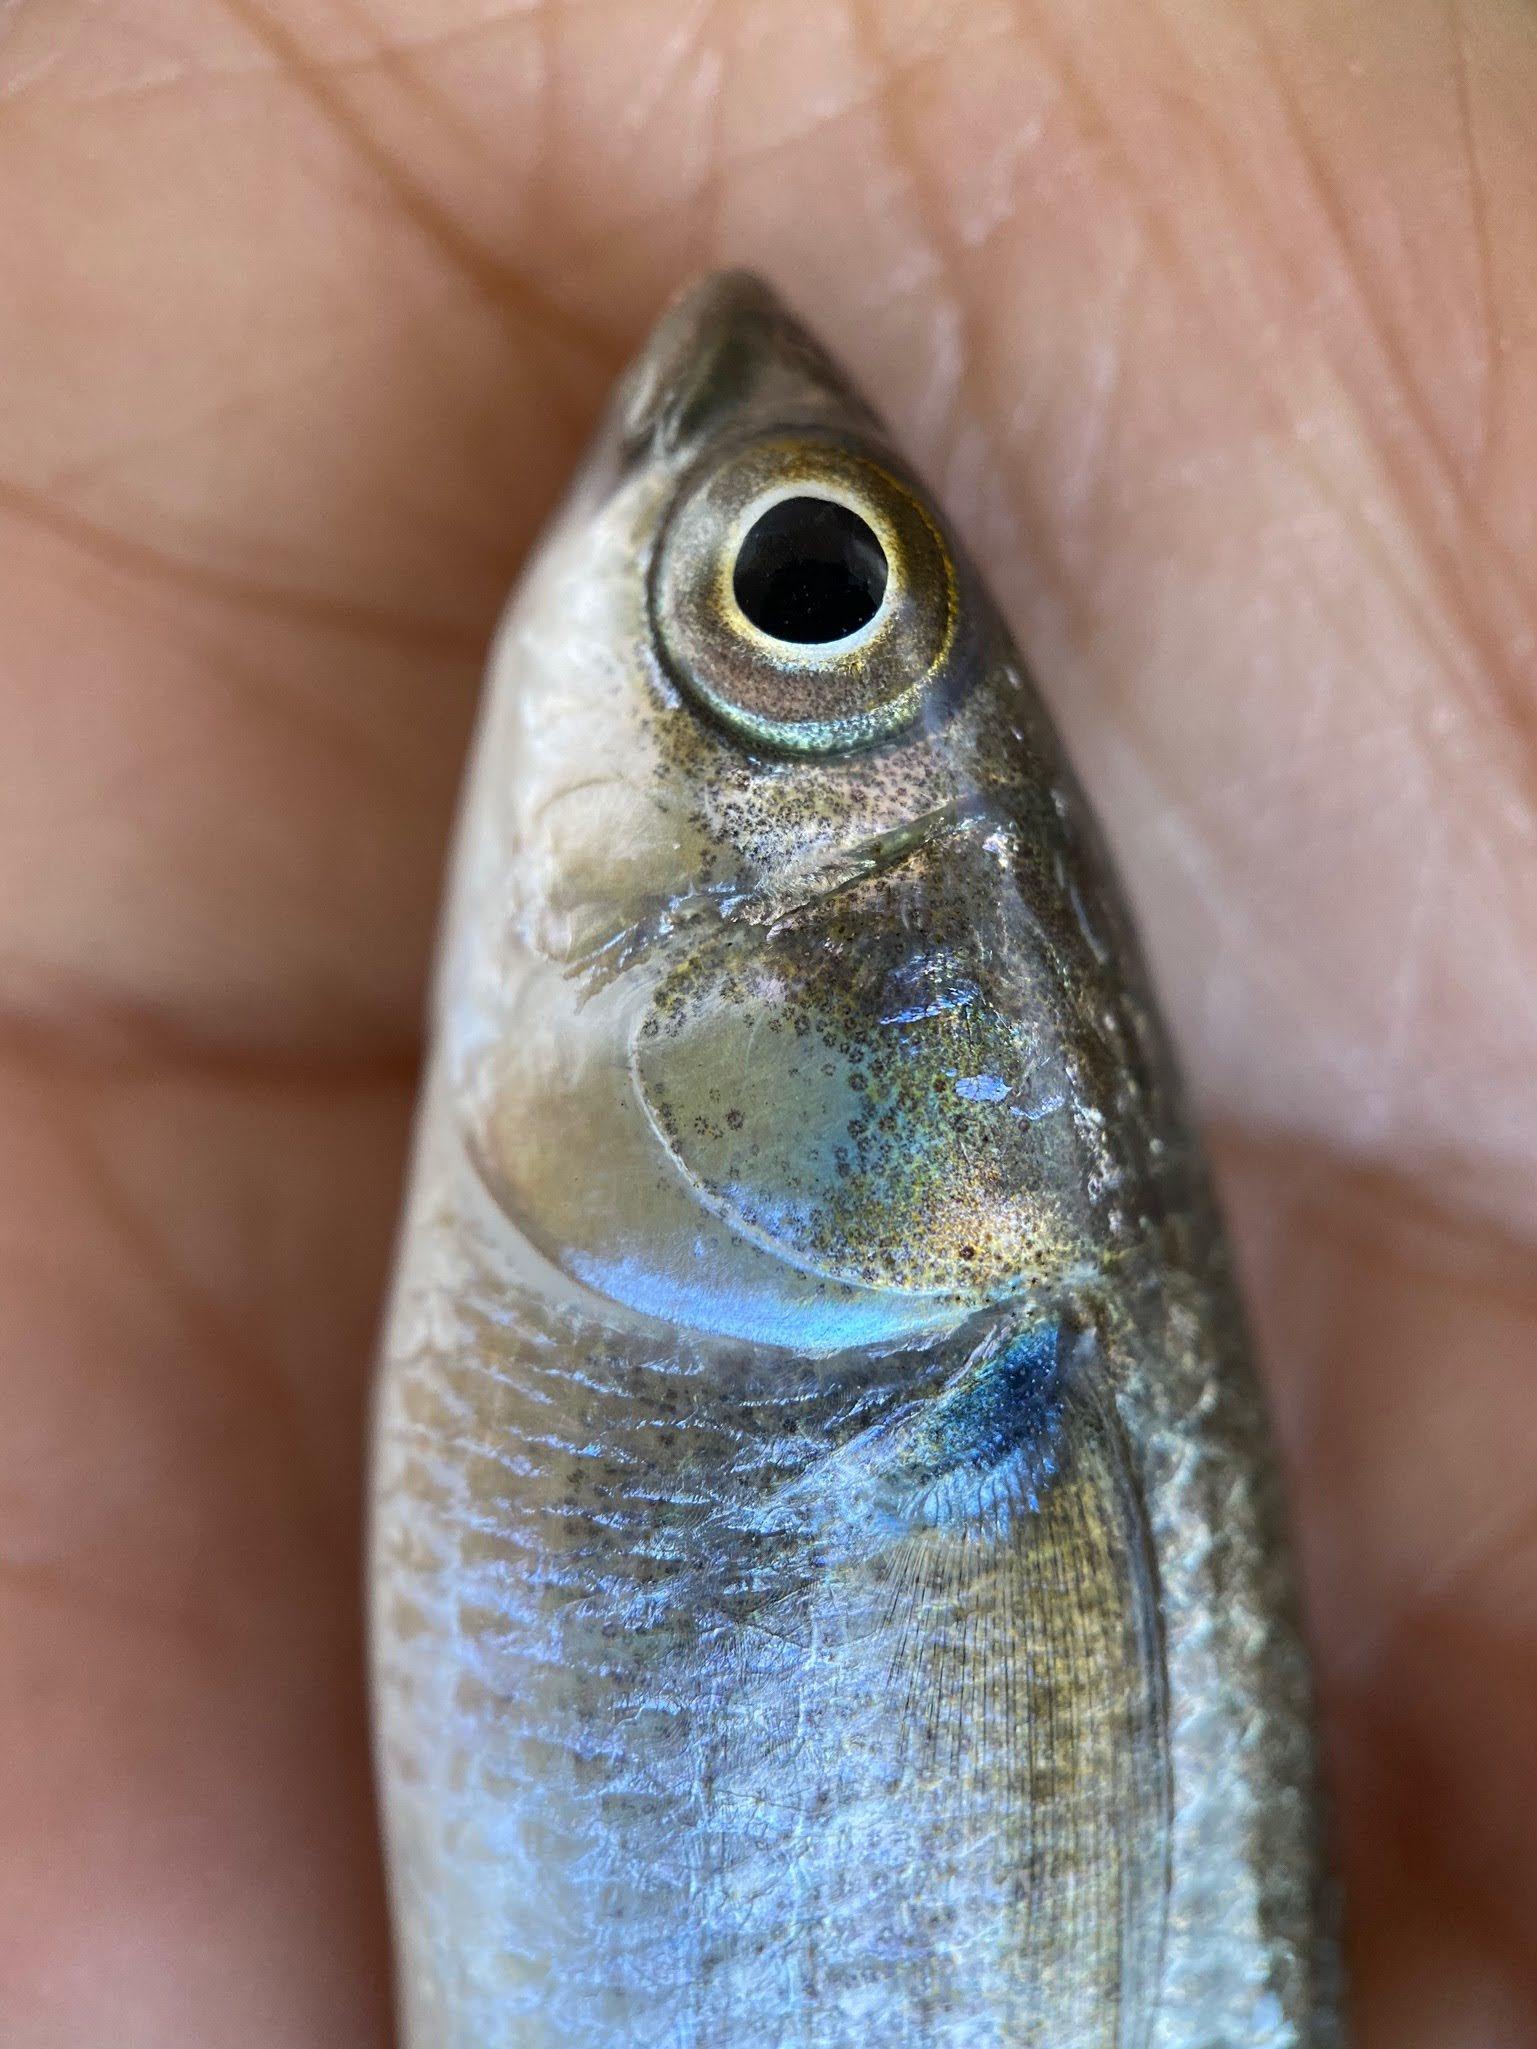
xmin=616 ymin=269 xmax=884 ymax=466
xmin=561 ymin=794 xmax=994 ymax=993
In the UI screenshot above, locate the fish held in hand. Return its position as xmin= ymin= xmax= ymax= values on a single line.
xmin=369 ymin=272 xmax=1341 ymax=2048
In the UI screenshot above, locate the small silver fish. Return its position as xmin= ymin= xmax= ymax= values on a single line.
xmin=369 ymin=273 xmax=1342 ymax=2048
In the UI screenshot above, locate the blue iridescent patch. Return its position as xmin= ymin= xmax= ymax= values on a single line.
xmin=889 ymin=1319 xmax=1070 ymax=1534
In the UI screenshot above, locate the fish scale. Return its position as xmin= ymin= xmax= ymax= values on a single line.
xmin=382 ymin=1250 xmax=1158 ymax=2044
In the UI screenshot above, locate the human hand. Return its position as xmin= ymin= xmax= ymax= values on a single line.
xmin=1 ymin=3 xmax=1532 ymax=2042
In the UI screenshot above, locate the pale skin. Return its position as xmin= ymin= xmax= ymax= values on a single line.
xmin=0 ymin=0 xmax=1534 ymax=2043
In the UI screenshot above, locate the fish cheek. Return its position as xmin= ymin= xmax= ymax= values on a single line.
xmin=632 ymin=877 xmax=1090 ymax=1301
xmin=457 ymin=939 xmax=959 ymax=1353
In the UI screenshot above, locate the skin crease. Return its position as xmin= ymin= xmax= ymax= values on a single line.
xmin=0 ymin=0 xmax=1533 ymax=2041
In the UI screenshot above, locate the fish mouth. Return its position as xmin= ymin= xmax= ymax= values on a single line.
xmin=562 ymin=795 xmax=990 ymax=996
xmin=615 ymin=269 xmax=883 ymax=468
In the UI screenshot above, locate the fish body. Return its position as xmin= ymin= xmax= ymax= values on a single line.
xmin=370 ymin=274 xmax=1340 ymax=2048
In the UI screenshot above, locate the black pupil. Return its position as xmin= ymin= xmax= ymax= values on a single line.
xmin=733 ymin=496 xmax=888 ymax=644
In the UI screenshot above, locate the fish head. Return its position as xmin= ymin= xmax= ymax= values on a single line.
xmin=443 ymin=274 xmax=1137 ymax=1352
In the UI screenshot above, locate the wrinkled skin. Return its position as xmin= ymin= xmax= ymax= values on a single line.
xmin=1 ymin=3 xmax=1535 ymax=2046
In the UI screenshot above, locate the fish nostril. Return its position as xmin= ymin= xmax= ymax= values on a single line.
xmin=732 ymin=495 xmax=888 ymax=645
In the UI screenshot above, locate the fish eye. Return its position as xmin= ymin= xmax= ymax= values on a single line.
xmin=650 ymin=434 xmax=959 ymax=755
xmin=731 ymin=494 xmax=888 ymax=644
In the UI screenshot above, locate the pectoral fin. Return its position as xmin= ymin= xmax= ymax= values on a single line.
xmin=870 ymin=1322 xmax=1170 ymax=2046
xmin=695 ymin=1319 xmax=1170 ymax=2047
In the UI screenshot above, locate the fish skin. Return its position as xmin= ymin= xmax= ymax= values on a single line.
xmin=369 ymin=272 xmax=1343 ymax=2048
